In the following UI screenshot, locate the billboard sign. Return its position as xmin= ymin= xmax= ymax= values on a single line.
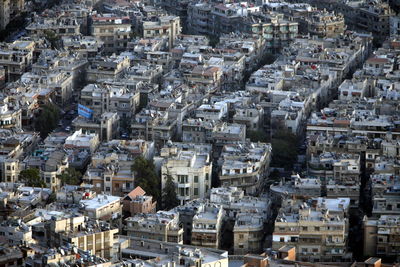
xmin=78 ymin=104 xmax=93 ymax=119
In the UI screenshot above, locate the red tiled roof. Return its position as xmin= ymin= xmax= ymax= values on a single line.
xmin=366 ymin=57 xmax=389 ymax=64
xmin=126 ymin=186 xmax=146 ymax=200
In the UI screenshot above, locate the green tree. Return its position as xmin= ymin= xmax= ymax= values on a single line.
xmin=271 ymin=129 xmax=298 ymax=170
xmin=35 ymin=104 xmax=60 ymax=139
xmin=208 ymin=34 xmax=220 ymax=48
xmin=247 ymin=130 xmax=269 ymax=143
xmin=162 ymin=174 xmax=179 ymax=210
xmin=43 ymin=30 xmax=60 ymax=49
xmin=57 ymin=167 xmax=82 ymax=186
xmin=131 ymin=156 xmax=160 ymax=201
xmin=19 ymin=168 xmax=46 ymax=187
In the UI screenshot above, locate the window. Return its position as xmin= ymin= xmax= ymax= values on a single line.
xmin=302 ymin=227 xmax=308 ymax=231
xmin=106 ymin=177 xmax=111 ymax=182
xmin=106 ymin=187 xmax=111 ymax=191
xmin=194 ymin=176 xmax=199 ymax=183
xmin=239 ymin=234 xmax=244 ymax=239
xmin=205 ymin=173 xmax=209 ymax=181
xmin=280 ymin=237 xmax=284 ymax=242
xmin=194 ymin=188 xmax=199 ymax=196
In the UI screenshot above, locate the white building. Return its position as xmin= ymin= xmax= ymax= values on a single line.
xmin=160 ymin=143 xmax=212 ymax=205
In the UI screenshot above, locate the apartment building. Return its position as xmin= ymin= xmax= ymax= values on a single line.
xmin=245 ymin=13 xmax=298 ymax=53
xmin=191 ymin=203 xmax=224 ymax=249
xmin=42 ymin=212 xmax=119 ymax=259
xmin=159 ymin=143 xmax=212 ymax=204
xmin=64 ymin=129 xmax=100 ymax=154
xmin=218 ymin=142 xmax=272 ymax=195
xmin=125 ymin=211 xmax=183 ymax=244
xmin=83 ymin=149 xmax=134 ymax=196
xmin=80 ymin=83 xmax=140 ymax=118
xmin=86 ymin=55 xmax=130 ymax=83
xmin=0 ymin=40 xmax=35 ymax=82
xmin=233 ymin=212 xmax=264 ymax=254
xmin=91 ymin=14 xmax=131 ymax=55
xmin=141 ymin=16 xmax=181 ymax=49
xmin=26 ymin=16 xmax=80 ymax=37
xmin=0 ymin=219 xmax=33 ymax=246
xmin=23 ymin=149 xmax=69 ymax=191
xmin=80 ymin=194 xmax=121 ymax=220
xmin=272 ymin=197 xmax=351 ymax=262
xmin=363 ymin=215 xmax=400 ymax=261
xmin=270 ymin=174 xmax=322 ymax=199
xmin=181 ymin=119 xmax=214 ymax=143
xmin=73 ymin=112 xmax=120 ymax=142
xmin=119 ymin=236 xmax=229 ymax=267
xmin=300 ymin=10 xmax=345 ymax=38
xmin=210 ymin=186 xmax=271 ymax=220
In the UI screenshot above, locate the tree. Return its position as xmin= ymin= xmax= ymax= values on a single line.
xmin=271 ymin=129 xmax=298 ymax=170
xmin=19 ymin=168 xmax=46 ymax=187
xmin=131 ymin=156 xmax=160 ymax=201
xmin=43 ymin=29 xmax=60 ymax=49
xmin=35 ymin=104 xmax=60 ymax=139
xmin=247 ymin=130 xmax=269 ymax=143
xmin=162 ymin=174 xmax=179 ymax=210
xmin=57 ymin=167 xmax=82 ymax=186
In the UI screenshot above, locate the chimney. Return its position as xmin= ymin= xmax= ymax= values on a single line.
xmin=243 ymin=254 xmax=269 ymax=267
xmin=278 ymin=245 xmax=295 ymax=261
xmin=365 ymin=258 xmax=382 ymax=267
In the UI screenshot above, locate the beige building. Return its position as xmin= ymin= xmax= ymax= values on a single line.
xmin=80 ymin=194 xmax=121 ymax=220
xmin=233 ymin=212 xmax=264 ymax=254
xmin=91 ymin=14 xmax=131 ymax=55
xmin=363 ymin=215 xmax=400 ymax=261
xmin=272 ymin=197 xmax=351 ymax=262
xmin=219 ymin=142 xmax=271 ymax=195
xmin=84 ymin=150 xmax=134 ymax=196
xmin=86 ymin=55 xmax=130 ymax=83
xmin=125 ymin=211 xmax=183 ymax=244
xmin=0 ymin=40 xmax=35 ymax=82
xmin=142 ymin=16 xmax=181 ymax=49
xmin=72 ymin=112 xmax=120 ymax=142
xmin=46 ymin=214 xmax=118 ymax=259
xmin=119 ymin=236 xmax=229 ymax=267
xmin=191 ymin=203 xmax=224 ymax=249
xmin=23 ymin=150 xmax=69 ymax=191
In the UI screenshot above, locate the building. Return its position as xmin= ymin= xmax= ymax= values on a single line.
xmin=119 ymin=236 xmax=229 ymax=267
xmin=272 ymin=197 xmax=351 ymax=262
xmin=191 ymin=203 xmax=224 ymax=249
xmin=122 ymin=186 xmax=157 ymax=217
xmin=91 ymin=14 xmax=131 ymax=55
xmin=80 ymin=194 xmax=121 ymax=220
xmin=363 ymin=215 xmax=400 ymax=261
xmin=141 ymin=16 xmax=181 ymax=49
xmin=218 ymin=142 xmax=272 ymax=195
xmin=233 ymin=212 xmax=264 ymax=254
xmin=125 ymin=211 xmax=183 ymax=244
xmin=159 ymin=143 xmax=212 ymax=205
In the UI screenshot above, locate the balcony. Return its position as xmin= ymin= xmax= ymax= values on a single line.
xmin=177 ymin=183 xmax=191 ymax=188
